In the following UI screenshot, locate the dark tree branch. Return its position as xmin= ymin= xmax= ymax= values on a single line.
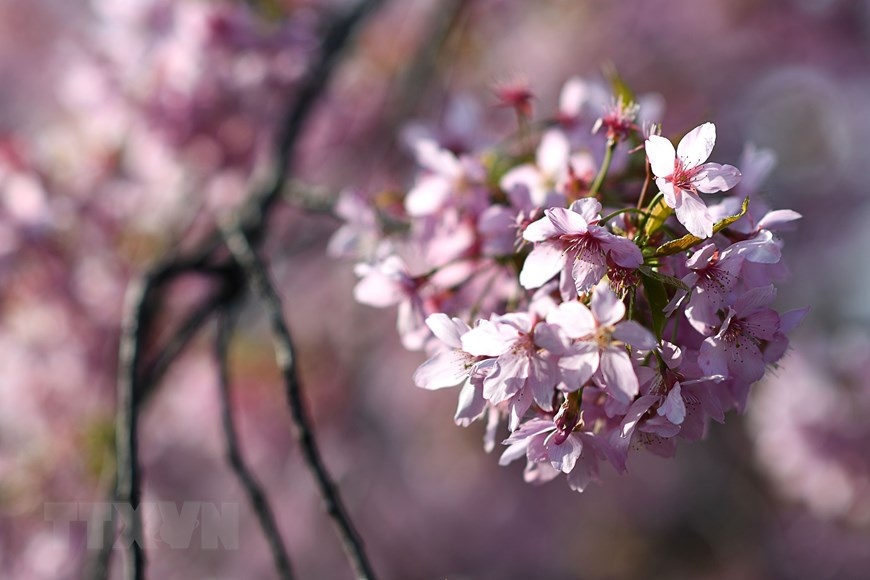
xmin=115 ymin=277 xmax=150 ymax=580
xmin=220 ymin=221 xmax=377 ymax=580
xmin=216 ymin=308 xmax=295 ymax=580
xmin=91 ymin=3 xmax=385 ymax=578
xmin=140 ymin=269 xmax=244 ymax=402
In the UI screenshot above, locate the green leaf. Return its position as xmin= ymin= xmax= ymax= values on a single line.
xmin=638 ymin=265 xmax=689 ymax=291
xmin=654 ymin=197 xmax=750 ymax=257
xmin=641 ymin=272 xmax=669 ymax=340
xmin=643 ymin=196 xmax=672 ymax=238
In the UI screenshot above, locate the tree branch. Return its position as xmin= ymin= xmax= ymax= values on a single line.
xmin=90 ymin=3 xmax=384 ymax=577
xmin=220 ymin=221 xmax=377 ymax=580
xmin=216 ymin=308 xmax=295 ymax=580
xmin=115 ymin=277 xmax=150 ymax=580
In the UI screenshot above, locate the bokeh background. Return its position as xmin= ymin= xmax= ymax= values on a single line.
xmin=2 ymin=0 xmax=870 ymax=578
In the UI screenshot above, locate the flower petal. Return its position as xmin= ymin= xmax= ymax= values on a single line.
xmin=590 ymin=282 xmax=625 ymax=326
xmin=547 ymin=301 xmax=596 ymax=339
xmin=613 ymin=321 xmax=657 ymax=350
xmin=572 ymin=257 xmax=608 ymax=295
xmin=645 ymin=135 xmax=676 ymax=178
xmin=528 ymin=355 xmax=558 ymax=410
xmin=658 ymin=383 xmax=686 ymax=425
xmin=693 ymin=162 xmax=741 ymax=193
xmin=414 ymin=138 xmax=462 ymax=177
xmin=405 ymin=175 xmax=453 ymax=216
xmin=461 ymin=320 xmax=520 ymax=357
xmin=600 ymin=348 xmax=640 ymax=403
xmin=547 ymin=432 xmax=583 ymax=473
xmin=722 ymin=231 xmax=780 ymax=264
xmin=559 ymin=342 xmax=600 ymax=389
xmin=657 ymin=178 xmax=679 ymax=209
xmin=533 ymin=322 xmax=571 ymax=355
xmin=677 ymin=122 xmax=716 ymax=169
xmin=413 ymin=350 xmax=474 ymax=390
xmin=559 ymin=76 xmax=589 ymax=118
xmin=537 ymin=129 xmax=571 ymax=177
xmin=502 ymin=164 xmax=545 ymax=206
xmin=545 ymin=207 xmax=588 ymax=235
xmin=569 ymin=198 xmax=602 ymax=224
xmin=673 ymin=189 xmax=714 ymax=238
xmin=454 ymin=381 xmax=487 ymax=426
xmin=425 ymin=313 xmax=469 ymax=349
xmin=523 ymin=215 xmax=559 ymax=242
xmin=757 ymin=209 xmax=802 ymax=231
xmin=519 ymin=242 xmax=566 ymax=289
xmin=483 ymin=353 xmax=529 ymax=404
xmin=734 ymin=284 xmax=776 ymax=317
xmin=698 ymin=337 xmax=729 ymax=379
xmin=598 ymin=231 xmax=643 ymax=268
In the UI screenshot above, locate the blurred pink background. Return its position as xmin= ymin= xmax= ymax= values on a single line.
xmin=2 ymin=0 xmax=870 ymax=578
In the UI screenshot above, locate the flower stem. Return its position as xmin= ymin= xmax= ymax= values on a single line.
xmin=599 ymin=207 xmax=650 ymax=226
xmin=588 ymin=138 xmax=616 ymax=198
xmin=636 ymin=159 xmax=652 ymax=210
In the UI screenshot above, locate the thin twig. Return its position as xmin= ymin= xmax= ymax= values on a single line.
xmin=216 ymin=308 xmax=295 ymax=580
xmin=140 ymin=270 xmax=243 ymax=401
xmin=220 ymin=221 xmax=377 ymax=580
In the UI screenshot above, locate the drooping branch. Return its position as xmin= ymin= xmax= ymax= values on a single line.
xmin=220 ymin=220 xmax=378 ymax=580
xmin=216 ymin=309 xmax=295 ymax=580
xmin=92 ymin=2 xmax=386 ymax=579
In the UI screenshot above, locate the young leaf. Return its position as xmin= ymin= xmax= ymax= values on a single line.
xmin=643 ymin=196 xmax=672 ymax=238
xmin=654 ymin=197 xmax=749 ymax=257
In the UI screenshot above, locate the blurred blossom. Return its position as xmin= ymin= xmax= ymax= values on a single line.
xmin=751 ymin=332 xmax=870 ymax=526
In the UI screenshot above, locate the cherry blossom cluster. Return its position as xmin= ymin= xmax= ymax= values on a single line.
xmin=336 ymin=76 xmax=807 ymax=492
xmin=331 ymin=79 xmax=806 ymax=491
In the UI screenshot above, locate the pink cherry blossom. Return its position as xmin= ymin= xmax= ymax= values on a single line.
xmin=460 ymin=312 xmax=561 ymax=429
xmin=499 ymin=417 xmax=605 ymax=492
xmin=645 ymin=122 xmax=742 ymax=238
xmin=520 ymin=198 xmax=643 ymax=298
xmin=698 ymin=285 xmax=781 ymax=383
xmin=547 ymin=282 xmax=657 ymax=403
xmin=354 ymin=255 xmax=431 ymax=351
xmin=665 ymin=234 xmax=781 ymax=334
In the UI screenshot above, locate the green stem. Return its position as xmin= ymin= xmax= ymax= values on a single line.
xmin=599 ymin=207 xmax=650 ymax=226
xmin=637 ymin=160 xmax=652 ymax=210
xmin=588 ymin=138 xmax=616 ymax=198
